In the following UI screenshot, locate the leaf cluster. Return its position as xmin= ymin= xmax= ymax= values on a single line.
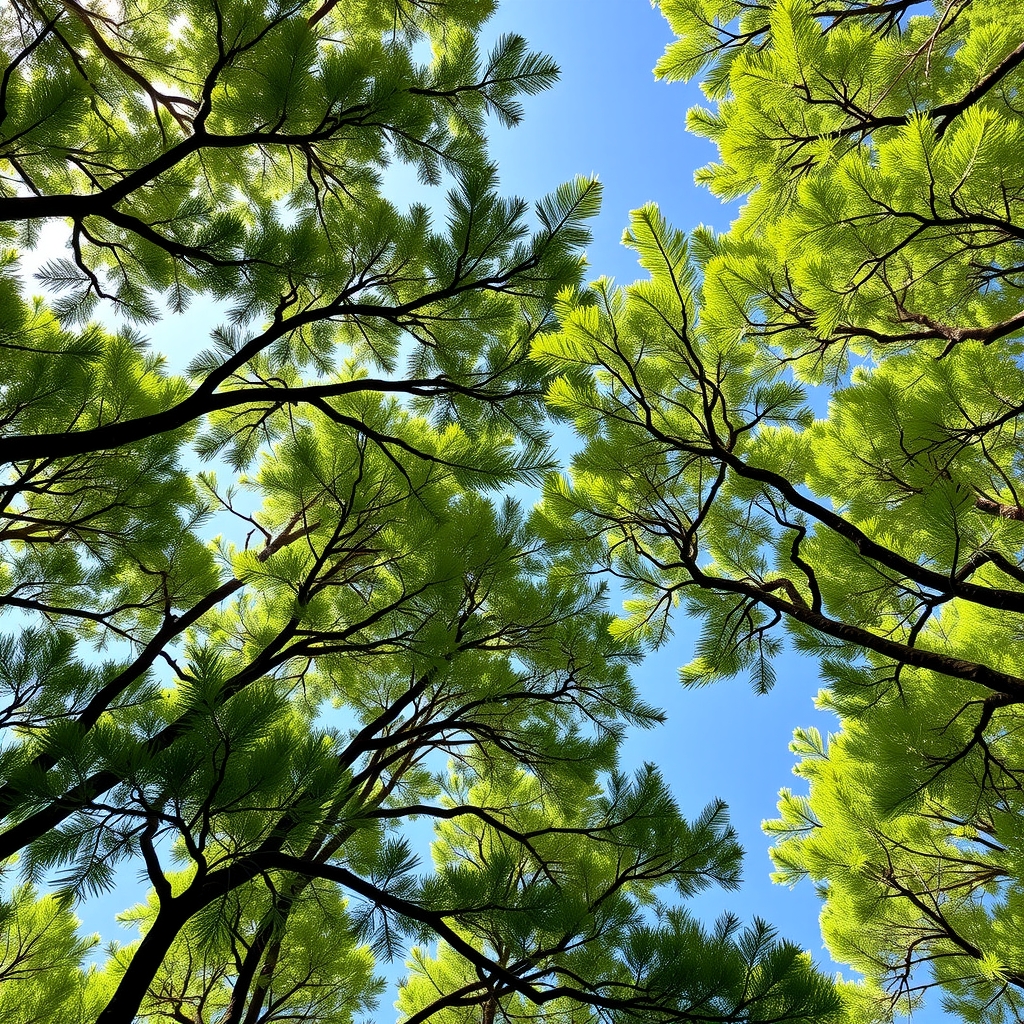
xmin=531 ymin=1 xmax=1024 ymax=1020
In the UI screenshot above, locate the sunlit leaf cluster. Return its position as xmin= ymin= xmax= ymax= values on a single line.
xmin=533 ymin=1 xmax=1024 ymax=1021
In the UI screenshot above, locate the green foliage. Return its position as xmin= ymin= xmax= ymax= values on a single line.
xmin=397 ymin=759 xmax=836 ymax=1024
xmin=0 ymin=883 xmax=107 ymax=1024
xmin=0 ymin=2 xmax=839 ymax=1023
xmin=97 ymin=872 xmax=382 ymax=1024
xmin=534 ymin=0 xmax=1024 ymax=1021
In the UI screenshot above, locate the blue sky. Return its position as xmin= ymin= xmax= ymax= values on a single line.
xmin=482 ymin=1 xmax=728 ymax=282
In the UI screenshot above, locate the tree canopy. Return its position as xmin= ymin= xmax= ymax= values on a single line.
xmin=533 ymin=0 xmax=1024 ymax=1021
xmin=0 ymin=2 xmax=841 ymax=1024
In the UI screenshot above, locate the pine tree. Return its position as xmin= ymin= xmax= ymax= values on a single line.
xmin=0 ymin=2 xmax=840 ymax=1023
xmin=534 ymin=1 xmax=1024 ymax=1020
